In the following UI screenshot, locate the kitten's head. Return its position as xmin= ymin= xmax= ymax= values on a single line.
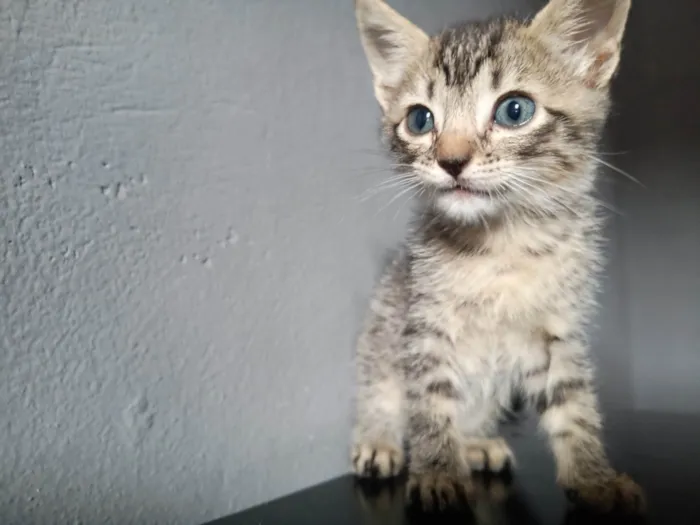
xmin=355 ymin=0 xmax=630 ymax=223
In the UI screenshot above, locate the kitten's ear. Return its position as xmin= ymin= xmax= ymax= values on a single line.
xmin=528 ymin=0 xmax=631 ymax=87
xmin=355 ymin=0 xmax=429 ymax=111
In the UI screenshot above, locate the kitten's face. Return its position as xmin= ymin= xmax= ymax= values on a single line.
xmin=356 ymin=0 xmax=630 ymax=223
xmin=384 ymin=21 xmax=608 ymax=222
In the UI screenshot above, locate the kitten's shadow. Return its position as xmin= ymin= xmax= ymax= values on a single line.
xmin=353 ymin=474 xmax=649 ymax=525
xmin=563 ymin=507 xmax=648 ymax=525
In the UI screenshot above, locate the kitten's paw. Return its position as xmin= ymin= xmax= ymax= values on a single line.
xmin=406 ymin=470 xmax=471 ymax=511
xmin=462 ymin=437 xmax=515 ymax=474
xmin=466 ymin=473 xmax=514 ymax=504
xmin=352 ymin=442 xmax=404 ymax=478
xmin=565 ymin=472 xmax=646 ymax=514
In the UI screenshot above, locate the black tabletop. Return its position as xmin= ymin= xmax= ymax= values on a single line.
xmin=208 ymin=410 xmax=700 ymax=525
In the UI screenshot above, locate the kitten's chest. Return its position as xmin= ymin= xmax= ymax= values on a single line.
xmin=409 ymin=218 xmax=594 ymax=338
xmin=438 ymin=246 xmax=566 ymax=324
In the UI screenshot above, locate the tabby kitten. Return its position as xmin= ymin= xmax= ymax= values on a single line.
xmin=351 ymin=0 xmax=645 ymax=513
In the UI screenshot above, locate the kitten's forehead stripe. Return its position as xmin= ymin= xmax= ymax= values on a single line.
xmin=436 ymin=20 xmax=506 ymax=88
xmin=491 ymin=65 xmax=502 ymax=91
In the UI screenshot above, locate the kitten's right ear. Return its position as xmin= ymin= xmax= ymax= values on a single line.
xmin=355 ymin=0 xmax=429 ymax=111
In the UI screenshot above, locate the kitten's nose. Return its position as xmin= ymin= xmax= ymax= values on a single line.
xmin=438 ymin=157 xmax=470 ymax=179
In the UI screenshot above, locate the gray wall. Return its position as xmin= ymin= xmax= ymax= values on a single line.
xmin=0 ymin=1 xmax=530 ymax=523
xmin=1 ymin=0 xmax=697 ymax=524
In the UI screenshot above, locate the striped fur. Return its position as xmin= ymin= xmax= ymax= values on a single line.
xmin=351 ymin=0 xmax=644 ymax=515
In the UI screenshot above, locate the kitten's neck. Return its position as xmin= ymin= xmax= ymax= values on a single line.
xmin=412 ymin=195 xmax=599 ymax=255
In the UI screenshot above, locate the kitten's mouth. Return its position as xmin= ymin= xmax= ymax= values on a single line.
xmin=442 ymin=183 xmax=491 ymax=198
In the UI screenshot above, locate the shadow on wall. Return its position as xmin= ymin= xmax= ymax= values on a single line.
xmin=606 ymin=0 xmax=700 ymax=412
xmin=610 ymin=0 xmax=700 ymax=150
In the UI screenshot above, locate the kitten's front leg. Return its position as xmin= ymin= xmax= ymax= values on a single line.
xmin=353 ymin=340 xmax=407 ymax=479
xmin=523 ymin=336 xmax=646 ymax=514
xmin=352 ymin=366 xmax=406 ymax=479
xmin=399 ymin=319 xmax=476 ymax=510
xmin=352 ymin=259 xmax=408 ymax=479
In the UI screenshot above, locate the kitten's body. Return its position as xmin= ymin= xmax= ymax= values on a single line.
xmin=351 ymin=0 xmax=644 ymax=513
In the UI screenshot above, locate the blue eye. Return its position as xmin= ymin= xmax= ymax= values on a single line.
xmin=494 ymin=95 xmax=536 ymax=127
xmin=406 ymin=105 xmax=435 ymax=135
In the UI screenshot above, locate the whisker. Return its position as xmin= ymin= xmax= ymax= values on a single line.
xmin=588 ymin=155 xmax=645 ymax=188
xmin=366 ymin=173 xmax=415 ymax=187
xmin=356 ymin=172 xmax=415 ymax=190
xmin=507 ymin=170 xmax=623 ymax=217
xmin=597 ymin=150 xmax=630 ymax=157
xmin=393 ymin=187 xmax=423 ymax=221
xmin=358 ymin=180 xmax=420 ymax=203
xmin=375 ymin=185 xmax=421 ymax=217
xmin=507 ymin=175 xmax=587 ymax=220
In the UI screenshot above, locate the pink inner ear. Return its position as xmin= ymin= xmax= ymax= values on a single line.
xmin=585 ymin=49 xmax=615 ymax=88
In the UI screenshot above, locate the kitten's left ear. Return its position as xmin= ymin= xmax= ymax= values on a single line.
xmin=355 ymin=0 xmax=429 ymax=111
xmin=528 ymin=0 xmax=631 ymax=88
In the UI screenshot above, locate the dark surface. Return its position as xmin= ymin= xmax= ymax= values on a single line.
xmin=207 ymin=410 xmax=700 ymax=525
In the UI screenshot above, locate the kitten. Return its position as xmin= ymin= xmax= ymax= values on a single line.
xmin=351 ymin=0 xmax=645 ymax=514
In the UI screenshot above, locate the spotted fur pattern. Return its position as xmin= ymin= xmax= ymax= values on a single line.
xmin=351 ymin=0 xmax=645 ymax=514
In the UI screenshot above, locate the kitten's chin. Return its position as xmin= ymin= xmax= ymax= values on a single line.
xmin=433 ymin=191 xmax=501 ymax=224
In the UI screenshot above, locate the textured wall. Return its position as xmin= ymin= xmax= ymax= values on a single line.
xmin=0 ymin=0 xmax=534 ymax=523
